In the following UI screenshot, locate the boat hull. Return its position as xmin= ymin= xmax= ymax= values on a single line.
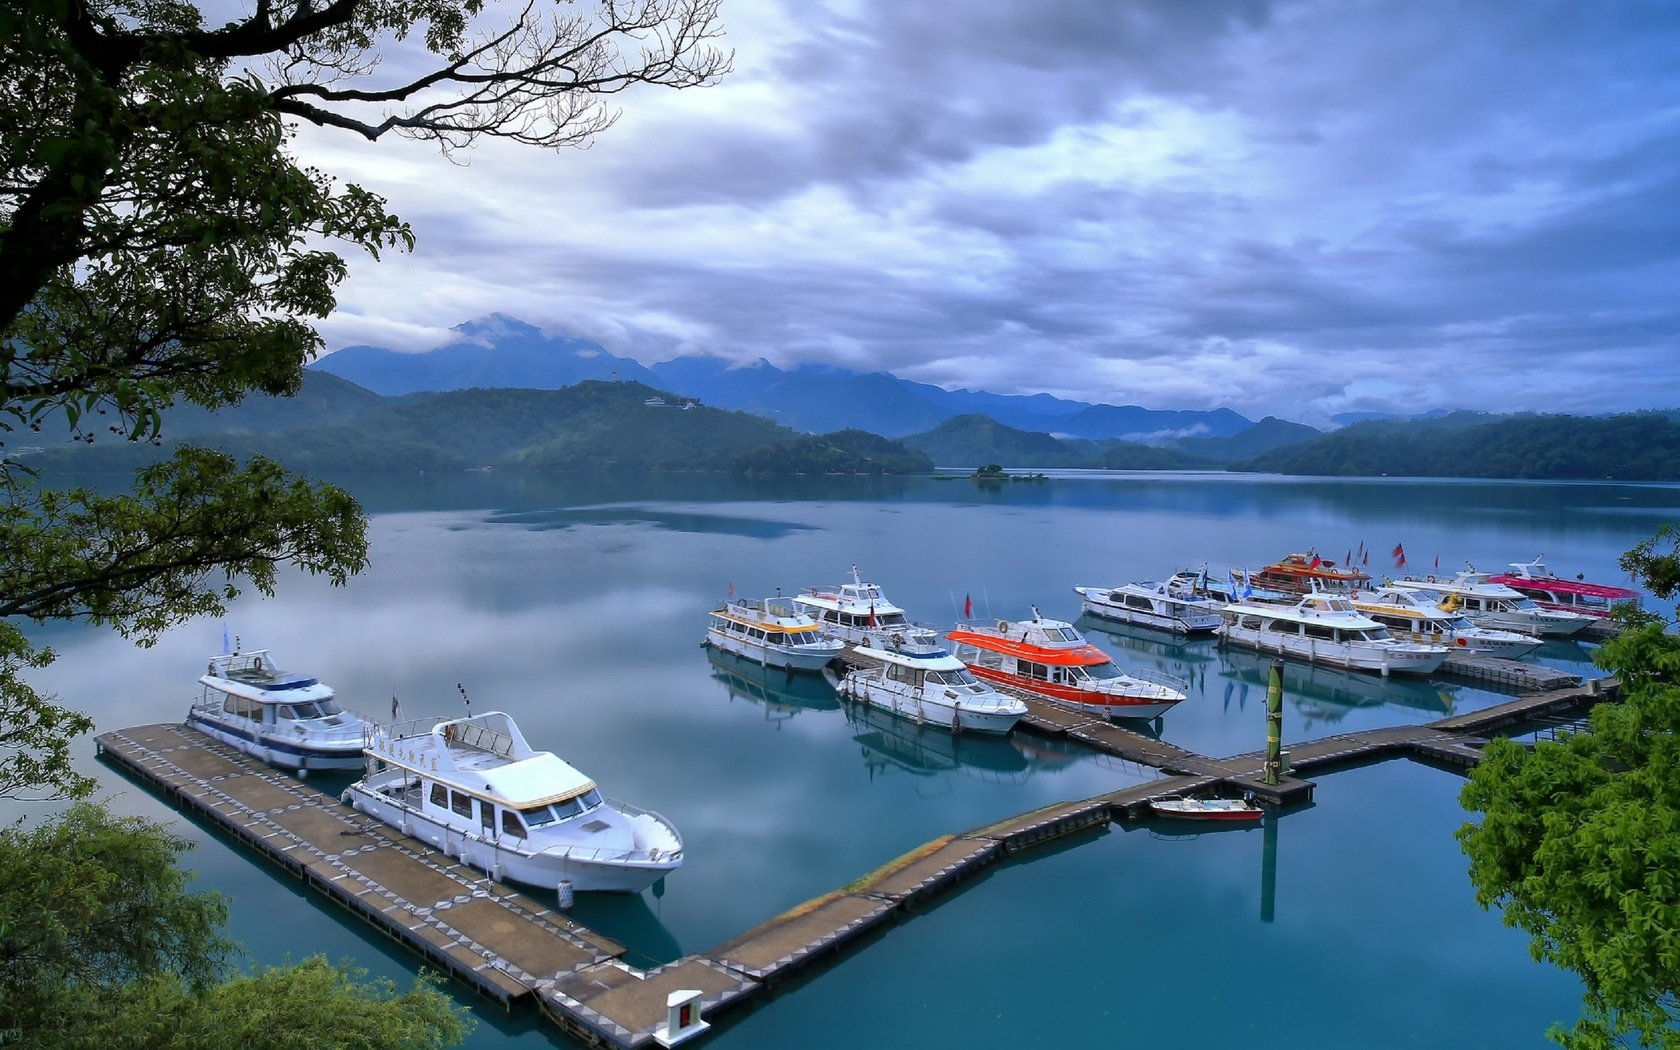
xmin=1074 ymin=588 xmax=1223 ymax=635
xmin=833 ymin=672 xmax=1023 ymax=735
xmin=704 ymin=630 xmax=839 ymax=671
xmin=343 ymin=782 xmax=679 ymax=894
xmin=186 ymin=714 xmax=365 ymax=772
xmin=1149 ymin=799 xmax=1263 ymax=822
xmin=962 ymin=666 xmax=1182 ymax=719
xmin=1219 ymin=627 xmax=1447 ymax=676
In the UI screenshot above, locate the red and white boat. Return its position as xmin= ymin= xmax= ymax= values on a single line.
xmin=945 ymin=607 xmax=1188 ymax=720
xmin=1148 ymin=797 xmax=1264 ymax=822
xmin=1487 ymin=556 xmax=1643 ymax=620
xmin=1251 ymin=548 xmax=1371 ymax=596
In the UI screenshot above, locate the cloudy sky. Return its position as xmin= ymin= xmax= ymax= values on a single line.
xmin=298 ymin=0 xmax=1680 ymax=426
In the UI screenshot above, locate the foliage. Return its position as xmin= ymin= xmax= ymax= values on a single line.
xmin=1459 ymin=533 xmax=1680 ymax=1048
xmin=1244 ymin=411 xmax=1680 ymax=480
xmin=0 ymin=803 xmax=472 ymax=1049
xmin=734 ymin=429 xmax=932 ymax=475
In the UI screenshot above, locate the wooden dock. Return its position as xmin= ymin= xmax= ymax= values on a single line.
xmin=1439 ymin=652 xmax=1582 ymax=691
xmin=98 ymin=672 xmax=1620 ymax=1047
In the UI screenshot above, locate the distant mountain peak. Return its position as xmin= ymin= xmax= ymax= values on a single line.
xmin=451 ymin=313 xmax=542 ymax=344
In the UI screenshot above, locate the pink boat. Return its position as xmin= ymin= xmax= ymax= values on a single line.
xmin=1487 ymin=556 xmax=1642 ymax=619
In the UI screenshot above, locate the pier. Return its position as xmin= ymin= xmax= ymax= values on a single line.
xmin=99 ymin=670 xmax=1616 ymax=1048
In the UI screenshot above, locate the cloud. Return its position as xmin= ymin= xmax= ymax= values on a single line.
xmin=303 ymin=0 xmax=1680 ymax=426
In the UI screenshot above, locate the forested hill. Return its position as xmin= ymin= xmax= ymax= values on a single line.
xmin=1242 ymin=411 xmax=1680 ymax=479
xmin=26 ymin=376 xmax=933 ymax=475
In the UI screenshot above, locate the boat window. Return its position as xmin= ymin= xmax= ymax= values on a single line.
xmin=1057 ymin=628 xmax=1081 ymax=641
xmin=316 ymin=697 xmax=344 ymax=716
xmin=1125 ymin=595 xmax=1153 ymax=610
xmin=1018 ymin=660 xmax=1049 ymax=680
xmin=480 ymin=801 xmax=494 ymax=831
xmin=450 ymin=790 xmax=473 ymax=818
xmin=521 ymin=803 xmax=559 ymax=828
xmin=430 ymin=783 xmax=447 ymax=808
xmin=276 ymin=705 xmax=297 ymax=719
xmin=1304 ymin=624 xmax=1336 ymax=640
xmin=1083 ymin=662 xmax=1123 ymax=680
xmin=765 ymin=629 xmax=784 ymax=643
xmin=879 ymin=612 xmax=907 ymax=626
xmin=579 ymin=788 xmax=603 ymax=811
xmin=501 ymin=810 xmax=526 ymax=838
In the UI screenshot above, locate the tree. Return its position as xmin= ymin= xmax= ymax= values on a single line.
xmin=0 ymin=803 xmax=474 ymax=1048
xmin=0 ymin=0 xmax=728 ymax=793
xmin=1459 ymin=529 xmax=1680 ymax=1048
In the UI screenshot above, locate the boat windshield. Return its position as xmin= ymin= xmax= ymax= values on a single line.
xmin=1069 ymin=662 xmax=1125 ymax=681
xmin=520 ymin=788 xmax=604 ymax=828
xmin=1053 ymin=627 xmax=1082 ymax=642
xmin=276 ymin=698 xmax=344 ymax=719
xmin=926 ymin=667 xmax=981 ymax=688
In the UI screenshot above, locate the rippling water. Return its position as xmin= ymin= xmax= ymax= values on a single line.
xmin=23 ymin=470 xmax=1680 ymax=1048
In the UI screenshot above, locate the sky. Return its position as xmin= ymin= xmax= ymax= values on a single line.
xmin=293 ymin=0 xmax=1680 ymax=427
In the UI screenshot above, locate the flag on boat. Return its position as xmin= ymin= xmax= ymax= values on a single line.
xmin=221 ymin=623 xmax=230 ymax=655
xmin=1434 ymin=554 xmax=1440 ymax=569
xmin=391 ymin=692 xmax=400 ymax=720
xmin=1345 ymin=549 xmax=1352 ymax=567
xmin=1363 ymin=550 xmax=1370 ymax=565
xmin=1242 ymin=570 xmax=1254 ymax=599
xmin=727 ymin=580 xmax=734 ymax=597
xmin=1309 ymin=553 xmax=1322 ymax=569
xmin=964 ymin=593 xmax=973 ymax=618
xmin=868 ymin=602 xmax=877 ymax=628
xmin=1394 ymin=543 xmax=1407 ymax=569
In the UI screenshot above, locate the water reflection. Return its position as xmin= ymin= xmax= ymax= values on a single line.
xmin=1215 ymin=644 xmax=1459 ymax=730
xmin=1079 ymin=614 xmax=1224 ymax=696
xmin=704 ymin=647 xmax=840 ymax=727
xmin=844 ymin=701 xmax=1033 ymax=787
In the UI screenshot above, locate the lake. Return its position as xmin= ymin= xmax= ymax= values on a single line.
xmin=23 ymin=470 xmax=1680 ymax=1048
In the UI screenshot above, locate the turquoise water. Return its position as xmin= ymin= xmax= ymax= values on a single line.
xmin=23 ymin=471 xmax=1680 ymax=1047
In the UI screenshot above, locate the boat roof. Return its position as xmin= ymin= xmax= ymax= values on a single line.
xmin=200 ymin=650 xmax=333 ymax=701
xmin=712 ymin=598 xmax=826 ymax=631
xmin=1396 ymin=570 xmax=1525 ymax=597
xmin=367 ymin=710 xmax=598 ymax=808
xmin=1259 ymin=550 xmax=1372 ymax=581
xmin=1224 ymin=592 xmax=1383 ymax=627
xmin=947 ymin=612 xmax=1113 ymax=666
xmin=854 ymin=644 xmax=966 ymax=670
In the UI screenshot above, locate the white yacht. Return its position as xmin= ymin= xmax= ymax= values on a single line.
xmin=1351 ymin=585 xmax=1542 ymax=658
xmin=343 ymin=710 xmax=682 ymax=894
xmin=1073 ymin=578 xmax=1226 ymax=635
xmin=704 ymin=596 xmax=845 ymax=670
xmin=1219 ymin=592 xmax=1449 ymax=676
xmin=793 ymin=566 xmax=946 ymax=651
xmin=186 ymin=649 xmax=368 ymax=775
xmin=1398 ymin=567 xmax=1594 ymax=637
xmin=826 ymin=645 xmax=1027 ymax=734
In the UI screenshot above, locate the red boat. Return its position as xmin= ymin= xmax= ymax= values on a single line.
xmin=1251 ymin=548 xmax=1371 ymax=596
xmin=1487 ymin=556 xmax=1642 ymax=619
xmin=1148 ymin=797 xmax=1264 ymax=822
xmin=945 ymin=607 xmax=1188 ymax=720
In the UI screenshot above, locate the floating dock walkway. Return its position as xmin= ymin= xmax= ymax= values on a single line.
xmin=99 ymin=673 xmax=1616 ymax=1048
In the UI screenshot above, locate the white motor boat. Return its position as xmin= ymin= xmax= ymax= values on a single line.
xmin=1352 ymin=585 xmax=1542 ymax=658
xmin=1219 ymin=592 xmax=1449 ymax=676
xmin=826 ymin=645 xmax=1027 ymax=735
xmin=1073 ymin=578 xmax=1225 ymax=635
xmin=1398 ymin=567 xmax=1594 ymax=637
xmin=794 ymin=566 xmax=947 ymax=652
xmin=342 ymin=710 xmax=682 ymax=894
xmin=705 ymin=596 xmax=844 ymax=670
xmin=186 ymin=649 xmax=369 ymax=775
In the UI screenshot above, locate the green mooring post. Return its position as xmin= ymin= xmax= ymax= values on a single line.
xmin=1265 ymin=659 xmax=1284 ymax=785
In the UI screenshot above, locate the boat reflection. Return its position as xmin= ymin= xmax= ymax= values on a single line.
xmin=1078 ymin=614 xmax=1223 ymax=698
xmin=845 ymin=700 xmax=1035 ymax=786
xmin=1215 ymin=643 xmax=1458 ymax=729
xmin=562 ymin=889 xmax=684 ymax=969
xmin=704 ymin=647 xmax=840 ymax=727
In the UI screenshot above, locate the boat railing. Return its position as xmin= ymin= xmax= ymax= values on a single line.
xmin=863 ymin=621 xmax=946 ymax=654
xmin=1128 ymin=667 xmax=1190 ymax=694
xmin=369 ymin=716 xmax=517 ymax=758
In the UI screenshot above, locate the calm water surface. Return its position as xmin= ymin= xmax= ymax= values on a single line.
xmin=25 ymin=471 xmax=1680 ymax=1048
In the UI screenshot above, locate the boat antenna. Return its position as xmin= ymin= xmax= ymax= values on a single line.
xmin=456 ymin=682 xmax=472 ymax=718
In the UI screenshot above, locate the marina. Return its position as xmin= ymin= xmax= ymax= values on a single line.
xmin=97 ymin=659 xmax=1613 ymax=1047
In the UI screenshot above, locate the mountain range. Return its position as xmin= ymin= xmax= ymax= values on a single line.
xmin=310 ymin=315 xmax=1267 ymax=444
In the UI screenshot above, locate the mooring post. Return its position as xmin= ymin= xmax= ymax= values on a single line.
xmin=1265 ymin=659 xmax=1284 ymax=786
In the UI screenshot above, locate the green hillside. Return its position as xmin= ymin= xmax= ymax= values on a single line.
xmin=1242 ymin=411 xmax=1680 ymax=479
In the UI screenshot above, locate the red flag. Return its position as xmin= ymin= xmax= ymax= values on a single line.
xmin=1397 ymin=553 xmax=1408 ymax=569
xmin=1434 ymin=555 xmax=1440 ymax=569
xmin=868 ymin=602 xmax=877 ymax=628
xmin=1345 ymin=550 xmax=1351 ymax=567
xmin=1309 ymin=554 xmax=1322 ymax=569
xmin=1362 ymin=551 xmax=1369 ymax=565
xmin=1392 ymin=543 xmax=1405 ymax=558
xmin=727 ymin=580 xmax=734 ymax=597
xmin=964 ymin=593 xmax=973 ymax=618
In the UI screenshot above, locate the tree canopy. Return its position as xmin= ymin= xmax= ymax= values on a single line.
xmin=1459 ymin=527 xmax=1680 ymax=1048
